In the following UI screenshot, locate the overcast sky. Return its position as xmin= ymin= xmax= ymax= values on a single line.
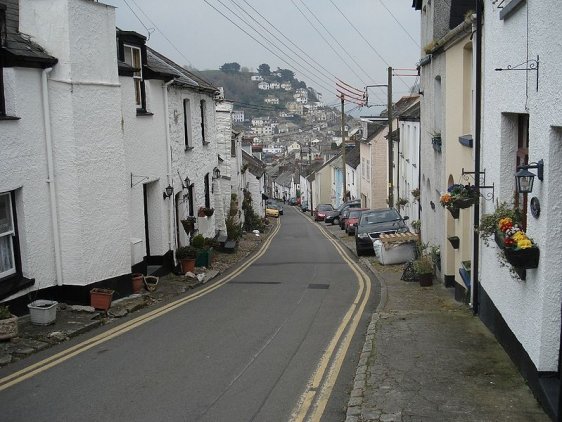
xmin=105 ymin=0 xmax=421 ymax=113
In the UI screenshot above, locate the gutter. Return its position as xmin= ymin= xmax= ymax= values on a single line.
xmin=163 ymin=79 xmax=175 ymax=255
xmin=41 ymin=67 xmax=63 ymax=286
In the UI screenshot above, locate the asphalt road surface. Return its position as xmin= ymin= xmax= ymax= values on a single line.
xmin=0 ymin=206 xmax=377 ymax=422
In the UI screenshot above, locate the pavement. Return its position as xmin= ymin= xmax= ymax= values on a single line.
xmin=316 ymin=222 xmax=550 ymax=422
xmin=0 ymin=211 xmax=552 ymax=421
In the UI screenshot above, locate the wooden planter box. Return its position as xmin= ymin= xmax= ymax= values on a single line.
xmin=504 ymin=246 xmax=540 ymax=269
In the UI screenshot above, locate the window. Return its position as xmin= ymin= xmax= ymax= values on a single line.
xmin=200 ymin=100 xmax=207 ymax=144
xmin=0 ymin=193 xmax=16 ymax=279
xmin=183 ymin=99 xmax=192 ymax=149
xmin=123 ymin=45 xmax=143 ymax=108
xmin=0 ymin=5 xmax=5 ymax=116
xmin=0 ymin=6 xmax=6 ymax=48
xmin=231 ymin=135 xmax=236 ymax=157
xmin=515 ymin=114 xmax=529 ymax=229
xmin=204 ymin=174 xmax=210 ymax=208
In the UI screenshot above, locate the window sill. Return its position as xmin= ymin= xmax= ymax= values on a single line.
xmin=185 ymin=146 xmax=194 ymax=151
xmin=0 ymin=115 xmax=21 ymax=121
xmin=136 ymin=109 xmax=154 ymax=117
xmin=0 ymin=274 xmax=35 ymax=301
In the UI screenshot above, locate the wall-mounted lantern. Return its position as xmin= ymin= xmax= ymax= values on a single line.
xmin=515 ymin=160 xmax=544 ymax=194
xmin=163 ymin=184 xmax=174 ymax=199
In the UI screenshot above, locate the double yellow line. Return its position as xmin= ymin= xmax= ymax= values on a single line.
xmin=290 ymin=213 xmax=372 ymax=422
xmin=0 ymin=219 xmax=282 ymax=392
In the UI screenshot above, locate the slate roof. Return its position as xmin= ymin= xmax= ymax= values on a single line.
xmin=242 ymin=150 xmax=266 ymax=177
xmin=399 ymin=101 xmax=420 ymax=121
xmin=146 ymin=47 xmax=218 ymax=93
xmin=275 ymin=171 xmax=293 ymax=187
xmin=1 ymin=0 xmax=57 ymax=68
xmin=345 ymin=145 xmax=360 ymax=168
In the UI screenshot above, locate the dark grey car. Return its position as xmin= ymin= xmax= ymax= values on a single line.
xmin=354 ymin=208 xmax=409 ymax=256
xmin=324 ymin=200 xmax=361 ymax=225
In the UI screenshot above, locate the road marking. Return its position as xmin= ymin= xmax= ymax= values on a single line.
xmin=0 ymin=218 xmax=282 ymax=392
xmin=290 ymin=212 xmax=372 ymax=422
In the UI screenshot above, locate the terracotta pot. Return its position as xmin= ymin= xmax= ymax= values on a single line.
xmin=132 ymin=273 xmax=144 ymax=294
xmin=180 ymin=258 xmax=196 ymax=273
xmin=90 ymin=288 xmax=114 ymax=311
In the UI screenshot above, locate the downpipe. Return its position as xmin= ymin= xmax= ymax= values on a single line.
xmin=42 ymin=67 xmax=63 ymax=286
xmin=163 ymin=79 xmax=175 ymax=259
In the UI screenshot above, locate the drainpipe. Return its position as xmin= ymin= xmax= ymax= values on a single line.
xmin=472 ymin=0 xmax=483 ymax=314
xmin=163 ymin=79 xmax=175 ymax=257
xmin=42 ymin=67 xmax=63 ymax=286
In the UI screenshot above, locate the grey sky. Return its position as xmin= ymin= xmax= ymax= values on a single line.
xmin=105 ymin=0 xmax=420 ymax=112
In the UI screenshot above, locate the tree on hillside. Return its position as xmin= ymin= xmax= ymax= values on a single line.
xmin=220 ymin=62 xmax=241 ymax=73
xmin=258 ymin=63 xmax=271 ymax=76
xmin=277 ymin=68 xmax=294 ymax=82
xmin=241 ymin=66 xmax=250 ymax=73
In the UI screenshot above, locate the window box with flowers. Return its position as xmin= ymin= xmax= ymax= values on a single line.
xmin=496 ymin=217 xmax=540 ymax=269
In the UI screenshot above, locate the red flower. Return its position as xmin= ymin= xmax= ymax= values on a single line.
xmin=504 ymin=237 xmax=515 ymax=248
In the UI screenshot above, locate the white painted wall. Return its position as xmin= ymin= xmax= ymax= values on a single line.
xmin=480 ymin=1 xmax=562 ymax=372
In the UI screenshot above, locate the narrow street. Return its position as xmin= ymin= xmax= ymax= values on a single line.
xmin=0 ymin=206 xmax=377 ymax=422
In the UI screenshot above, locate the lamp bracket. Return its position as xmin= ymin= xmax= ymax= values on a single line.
xmin=131 ymin=173 xmax=150 ymax=188
xmin=517 ymin=159 xmax=544 ymax=181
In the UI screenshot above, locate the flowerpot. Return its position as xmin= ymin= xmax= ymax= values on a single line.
xmin=494 ymin=231 xmax=505 ymax=250
xmin=504 ymin=246 xmax=540 ymax=269
xmin=453 ymin=198 xmax=475 ymax=209
xmin=90 ymin=288 xmax=114 ymax=311
xmin=0 ymin=315 xmax=18 ymax=340
xmin=132 ymin=273 xmax=144 ymax=294
xmin=28 ymin=300 xmax=58 ymax=325
xmin=418 ymin=273 xmax=433 ymax=287
xmin=448 ymin=236 xmax=460 ymax=249
xmin=180 ymin=258 xmax=196 ymax=273
xmin=447 ymin=207 xmax=459 ymax=219
xmin=181 ymin=220 xmax=196 ymax=235
xmin=144 ymin=276 xmax=159 ymax=292
xmin=204 ymin=208 xmax=214 ymax=217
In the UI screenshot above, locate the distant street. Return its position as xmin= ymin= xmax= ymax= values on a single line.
xmin=0 ymin=206 xmax=377 ymax=422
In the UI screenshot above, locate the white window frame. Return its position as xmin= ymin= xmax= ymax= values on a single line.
xmin=0 ymin=192 xmax=16 ymax=279
xmin=124 ymin=45 xmax=143 ymax=107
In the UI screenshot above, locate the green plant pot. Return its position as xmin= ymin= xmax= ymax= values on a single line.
xmin=196 ymin=248 xmax=213 ymax=268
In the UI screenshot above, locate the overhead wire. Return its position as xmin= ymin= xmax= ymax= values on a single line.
xmin=296 ymin=0 xmax=372 ymax=83
xmin=328 ymin=0 xmax=412 ymax=92
xmin=379 ymin=0 xmax=420 ymax=48
xmin=228 ymin=0 xmax=336 ymax=86
xmin=289 ymin=0 xmax=367 ymax=88
xmin=121 ymin=0 xmax=154 ymax=39
xmin=204 ymin=0 xmax=336 ymax=96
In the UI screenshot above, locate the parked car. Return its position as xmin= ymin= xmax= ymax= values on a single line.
xmin=300 ymin=201 xmax=309 ymax=212
xmin=314 ymin=204 xmax=334 ymax=221
xmin=345 ymin=208 xmax=369 ymax=235
xmin=266 ymin=199 xmax=283 ymax=215
xmin=324 ymin=200 xmax=361 ymax=225
xmin=355 ymin=208 xmax=409 ymax=256
xmin=266 ymin=204 xmax=280 ymax=218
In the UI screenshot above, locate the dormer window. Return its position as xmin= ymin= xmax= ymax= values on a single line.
xmin=124 ymin=45 xmax=143 ymax=107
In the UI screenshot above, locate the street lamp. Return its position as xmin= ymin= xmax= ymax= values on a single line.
xmin=163 ymin=184 xmax=173 ymax=199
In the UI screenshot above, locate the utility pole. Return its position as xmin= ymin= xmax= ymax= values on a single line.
xmin=341 ymin=94 xmax=347 ymax=204
xmin=387 ymin=66 xmax=394 ymax=208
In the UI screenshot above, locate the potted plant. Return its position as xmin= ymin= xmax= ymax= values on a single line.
xmin=411 ymin=219 xmax=421 ymax=234
xmin=0 ymin=305 xmax=18 ymax=340
xmin=413 ymin=256 xmax=434 ymax=287
xmin=411 ymin=188 xmax=420 ymax=202
xmin=396 ymin=197 xmax=409 ymax=209
xmin=131 ymin=273 xmax=144 ymax=294
xmin=176 ymin=246 xmax=197 ymax=273
xmin=192 ymin=234 xmax=213 ymax=268
xmin=198 ymin=207 xmax=214 ymax=217
xmin=430 ymin=245 xmax=441 ymax=271
xmin=28 ymin=299 xmax=58 ymax=325
xmin=90 ymin=288 xmax=114 ymax=311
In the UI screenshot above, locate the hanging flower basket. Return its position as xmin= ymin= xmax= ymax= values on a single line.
xmin=204 ymin=207 xmax=215 ymax=217
xmin=181 ymin=218 xmax=196 ymax=234
xmin=452 ymin=197 xmax=476 ymax=209
xmin=448 ymin=207 xmax=460 ymax=219
xmin=504 ymin=246 xmax=540 ymax=269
